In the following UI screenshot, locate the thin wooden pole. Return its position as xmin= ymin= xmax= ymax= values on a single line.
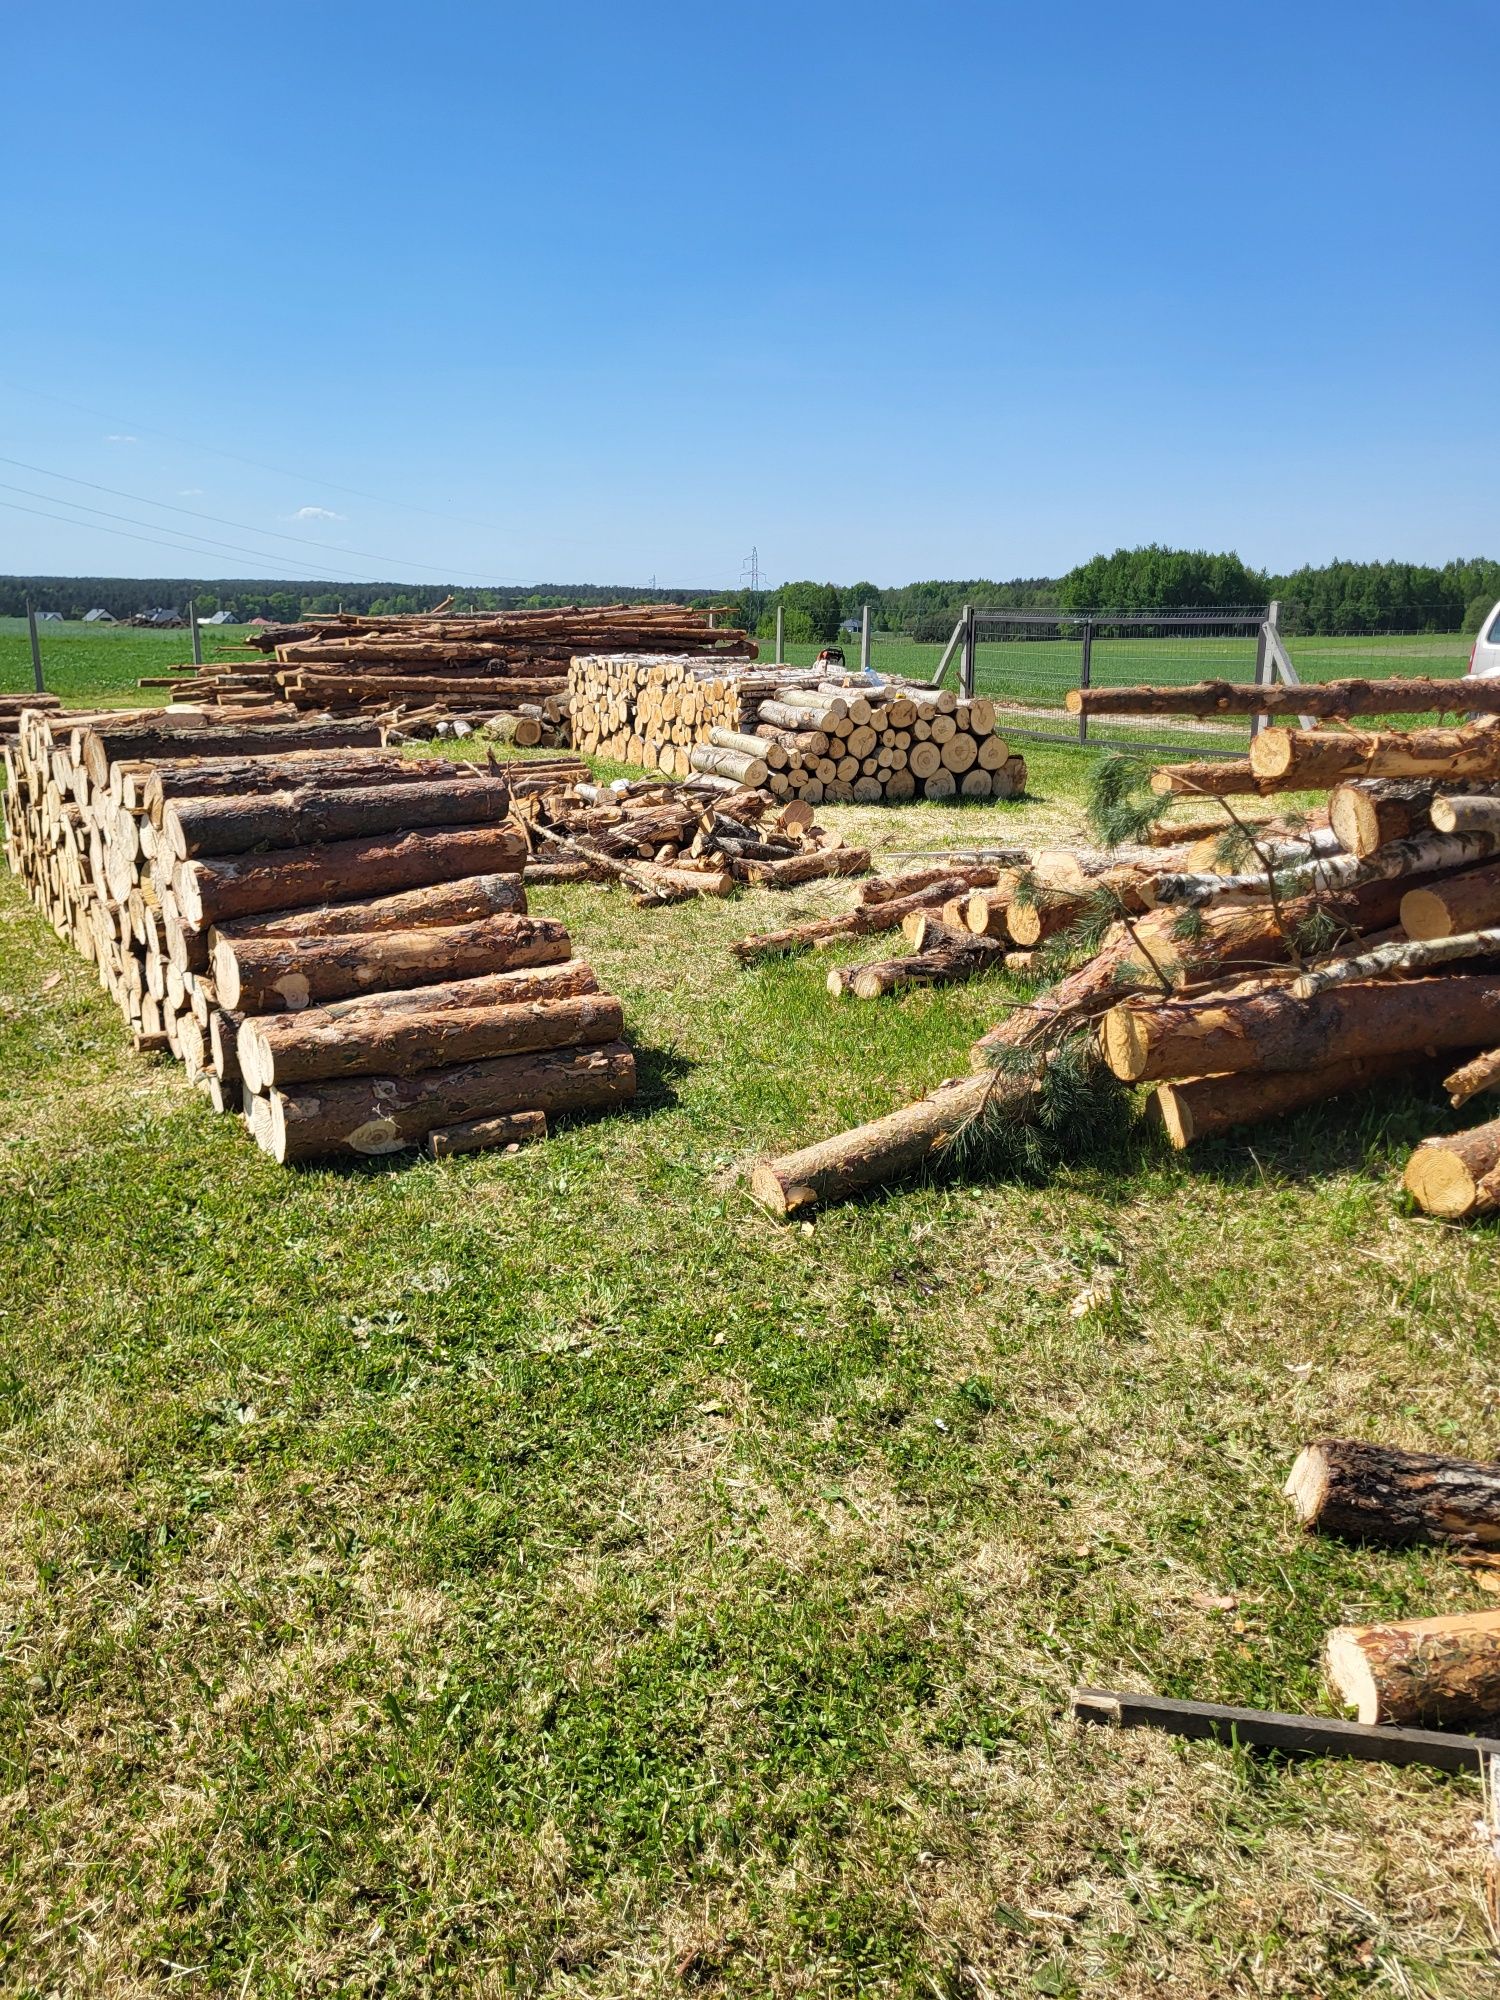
xmin=25 ymin=598 xmax=44 ymax=692
xmin=189 ymin=596 xmax=203 ymax=667
xmin=775 ymin=604 xmax=784 ymax=665
xmin=860 ymin=602 xmax=871 ymax=674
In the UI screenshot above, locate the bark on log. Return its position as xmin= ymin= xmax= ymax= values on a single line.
xmin=1147 ymin=829 xmax=1500 ymax=911
xmin=1103 ymin=974 xmax=1500 ymax=1084
xmin=1431 ymin=795 xmax=1500 ymax=836
xmin=1445 ymin=1046 xmax=1500 ymax=1108
xmin=214 ymin=912 xmax=573 ymax=1012
xmin=1149 ymin=1054 xmax=1409 ymax=1147
xmin=861 ymin=864 xmax=1002 ymax=907
xmin=427 ymin=1109 xmax=548 ymax=1158
xmin=1251 ymin=723 xmax=1500 ymax=789
xmin=730 ymin=869 xmax=1001 ymax=961
xmin=239 ymin=990 xmax=623 ymax=1092
xmin=82 ymin=721 xmax=383 ymax=788
xmin=1326 ymin=1609 xmax=1500 ymax=1727
xmin=161 ymin=775 xmax=513 ymax=860
xmin=144 ymin=751 xmax=454 ymax=813
xmin=1150 ymin=760 xmax=1279 ymax=799
xmin=689 ymin=743 xmax=768 ymax=787
xmin=1328 ymin=780 xmax=1454 ymax=859
xmin=750 ymin=1068 xmax=1036 ymax=1215
xmin=1403 ymin=1116 xmax=1500 ymax=1218
xmin=829 ymin=932 xmax=1002 ymax=1000
xmin=1286 ymin=1439 xmax=1500 ymax=1549
xmin=1401 ymin=861 xmax=1500 ymax=940
xmin=734 ymin=846 xmax=870 ymax=889
xmin=1290 ymin=928 xmax=1500 ymax=999
xmin=192 ymin=874 xmax=526 ymax=970
xmin=969 ymin=930 xmax=1140 ymax=1067
xmin=1069 ymin=676 xmax=1500 ymax=719
xmin=266 ymin=1039 xmax=636 ymax=1163
xmin=175 ymin=824 xmax=527 ymax=928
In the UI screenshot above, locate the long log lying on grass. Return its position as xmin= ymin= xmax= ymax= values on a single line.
xmin=750 ymin=1068 xmax=1035 ymax=1215
xmin=213 ymin=912 xmax=572 ymax=1012
xmin=175 ymin=824 xmax=527 ymax=928
xmin=1102 ymin=974 xmax=1500 ymax=1084
xmin=1250 ymin=722 xmax=1500 ymax=789
xmin=827 ymin=929 xmax=1002 ymax=1000
xmin=239 ymin=988 xmax=622 ymax=1091
xmin=1446 ymin=1046 xmax=1500 ymax=1107
xmin=1401 ymin=860 xmax=1500 ymax=940
xmin=1326 ymin=1608 xmax=1500 ymax=1727
xmin=1286 ymin=1439 xmax=1500 ymax=1549
xmin=1403 ymin=1116 xmax=1500 ymax=1218
xmin=161 ymin=775 xmax=513 ymax=860
xmin=1149 ymin=1053 xmax=1410 ymax=1147
xmin=264 ymin=1038 xmax=636 ymax=1163
xmin=1070 ymin=676 xmax=1500 ymax=719
xmin=735 ymin=845 xmax=870 ymax=889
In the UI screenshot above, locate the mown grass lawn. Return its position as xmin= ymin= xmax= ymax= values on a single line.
xmin=1 ymin=668 xmax=1497 ymax=1993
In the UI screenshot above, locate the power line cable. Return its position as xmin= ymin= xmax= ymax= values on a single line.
xmin=0 ymin=493 xmax=389 ymax=581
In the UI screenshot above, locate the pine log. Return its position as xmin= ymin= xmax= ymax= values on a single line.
xmin=1006 ymin=892 xmax=1088 ymax=948
xmin=832 ymin=932 xmax=1003 ymax=1000
xmin=1149 ymin=1054 xmax=1409 ymax=1147
xmin=1445 ymin=1046 xmax=1500 ymax=1108
xmin=734 ymin=846 xmax=870 ymax=889
xmin=81 ymin=721 xmax=383 ymax=788
xmin=1286 ymin=1439 xmax=1500 ymax=1549
xmin=161 ymin=775 xmax=513 ymax=861
xmin=182 ymin=874 xmax=526 ymax=973
xmin=1403 ymin=1116 xmax=1500 ymax=1218
xmin=730 ymin=868 xmax=1004 ymax=961
xmin=175 ymin=825 xmax=527 ymax=928
xmin=1103 ymin=974 xmax=1500 ymax=1084
xmin=965 ymin=882 xmax=1021 ymax=937
xmin=1326 ymin=1609 xmax=1500 ymax=1727
xmin=750 ymin=1068 xmax=1036 ymax=1215
xmin=1150 ymin=760 xmax=1278 ymax=799
xmin=1328 ymin=779 xmax=1448 ymax=858
xmin=1069 ymin=676 xmax=1500 ymax=719
xmin=427 ymin=1109 xmax=548 ymax=1158
xmin=239 ymin=989 xmax=622 ymax=1092
xmin=265 ymin=1039 xmax=636 ymax=1163
xmin=860 ymin=864 xmax=1000 ymax=907
xmin=214 ymin=912 xmax=572 ymax=1012
xmin=143 ymin=751 xmax=451 ymax=813
xmin=1401 ymin=861 xmax=1500 ymax=940
xmin=1250 ymin=723 xmax=1500 ymax=789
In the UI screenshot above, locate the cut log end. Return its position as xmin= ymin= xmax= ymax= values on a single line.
xmin=1324 ymin=1629 xmax=1383 ymax=1726
xmin=1283 ymin=1444 xmax=1331 ymax=1527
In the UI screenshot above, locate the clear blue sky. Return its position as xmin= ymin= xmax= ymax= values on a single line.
xmin=4 ymin=0 xmax=1497 ymax=589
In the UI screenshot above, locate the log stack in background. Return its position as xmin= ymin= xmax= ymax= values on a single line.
xmin=153 ymin=603 xmax=754 ymax=744
xmin=2 ymin=705 xmax=635 ymax=1164
xmin=569 ymin=656 xmax=1027 ymax=804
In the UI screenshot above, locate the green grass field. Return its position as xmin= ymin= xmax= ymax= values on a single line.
xmin=1 ymin=635 xmax=1497 ymax=1994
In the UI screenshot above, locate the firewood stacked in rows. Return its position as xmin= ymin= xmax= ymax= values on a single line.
xmin=152 ymin=603 xmax=752 ymax=739
xmin=2 ymin=706 xmax=635 ymax=1164
xmin=747 ymin=695 xmax=1500 ymax=1216
xmin=510 ymin=771 xmax=871 ymax=904
xmin=569 ymin=656 xmax=1027 ymax=804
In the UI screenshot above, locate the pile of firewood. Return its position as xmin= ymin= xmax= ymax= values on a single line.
xmin=511 ymin=770 xmax=871 ymax=903
xmin=150 ymin=603 xmax=751 ymax=739
xmin=3 ymin=707 xmax=634 ymax=1164
xmin=749 ymin=680 xmax=1500 ymax=1217
xmin=1 ymin=691 xmax=61 ymax=745
xmin=569 ymin=657 xmax=1026 ymax=803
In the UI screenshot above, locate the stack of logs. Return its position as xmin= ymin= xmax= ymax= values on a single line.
xmin=748 ymin=679 xmax=1500 ymax=1219
xmin=511 ymin=772 xmax=872 ymax=904
xmin=2 ymin=706 xmax=635 ymax=1164
xmin=569 ymin=657 xmax=1027 ymax=804
xmin=2 ymin=691 xmax=61 ymax=745
xmin=153 ymin=604 xmax=752 ymax=741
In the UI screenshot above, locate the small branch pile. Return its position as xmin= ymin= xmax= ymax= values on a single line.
xmin=3 ymin=706 xmax=634 ymax=1165
xmin=748 ymin=690 xmax=1500 ymax=1216
xmin=155 ymin=603 xmax=752 ymax=740
xmin=569 ymin=657 xmax=1026 ymax=803
xmin=511 ymin=772 xmax=870 ymax=903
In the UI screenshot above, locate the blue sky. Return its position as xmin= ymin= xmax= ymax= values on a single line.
xmin=4 ymin=0 xmax=1497 ymax=588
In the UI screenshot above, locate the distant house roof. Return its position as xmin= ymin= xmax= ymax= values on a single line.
xmin=35 ymin=609 xmax=63 ymax=621
xmin=247 ymin=615 xmax=277 ymax=626
xmin=838 ymin=618 xmax=862 ymax=634
xmin=132 ymin=607 xmax=185 ymax=628
xmin=198 ymin=609 xmax=234 ymax=624
xmin=82 ymin=607 xmax=116 ymax=622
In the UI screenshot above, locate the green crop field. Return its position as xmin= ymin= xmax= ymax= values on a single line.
xmin=1 ymin=635 xmax=1495 ymax=1995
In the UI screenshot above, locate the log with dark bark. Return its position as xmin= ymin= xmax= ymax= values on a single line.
xmin=1069 ymin=676 xmax=1500 ymax=719
xmin=174 ymin=824 xmax=527 ymax=928
xmin=239 ymin=987 xmax=623 ymax=1092
xmin=1285 ymin=1438 xmax=1500 ymax=1549
xmin=143 ymin=751 xmax=458 ymax=814
xmin=827 ymin=929 xmax=1002 ymax=1000
xmin=265 ymin=1039 xmax=636 ymax=1163
xmin=731 ymin=868 xmax=1002 ymax=962
xmin=1250 ymin=722 xmax=1500 ymax=789
xmin=750 ymin=1068 xmax=1036 ymax=1215
xmin=161 ymin=775 xmax=513 ymax=860
xmin=1326 ymin=1609 xmax=1500 ymax=1727
xmin=1403 ymin=1116 xmax=1500 ymax=1218
xmin=1327 ymin=779 xmax=1465 ymax=858
xmin=1149 ymin=1053 xmax=1410 ymax=1147
xmin=1103 ymin=974 xmax=1500 ymax=1084
xmin=427 ymin=1109 xmax=548 ymax=1158
xmin=1401 ymin=860 xmax=1500 ymax=940
xmin=213 ymin=912 xmax=573 ymax=1012
xmin=733 ymin=845 xmax=870 ymax=889
xmin=81 ymin=721 xmax=384 ymax=788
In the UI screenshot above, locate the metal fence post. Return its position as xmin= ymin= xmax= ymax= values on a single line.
xmin=26 ymin=598 xmax=45 ymax=693
xmin=860 ymin=602 xmax=871 ymax=675
xmin=189 ymin=597 xmax=203 ymax=667
xmin=1077 ymin=617 xmax=1093 ymax=745
xmin=960 ymin=604 xmax=976 ymax=701
xmin=775 ymin=604 xmax=784 ymax=665
xmin=1250 ymin=599 xmax=1274 ymax=737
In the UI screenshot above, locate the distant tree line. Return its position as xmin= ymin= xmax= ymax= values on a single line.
xmin=6 ymin=550 xmax=1500 ymax=637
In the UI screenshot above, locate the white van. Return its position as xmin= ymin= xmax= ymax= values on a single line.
xmin=1470 ymin=601 xmax=1500 ymax=679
